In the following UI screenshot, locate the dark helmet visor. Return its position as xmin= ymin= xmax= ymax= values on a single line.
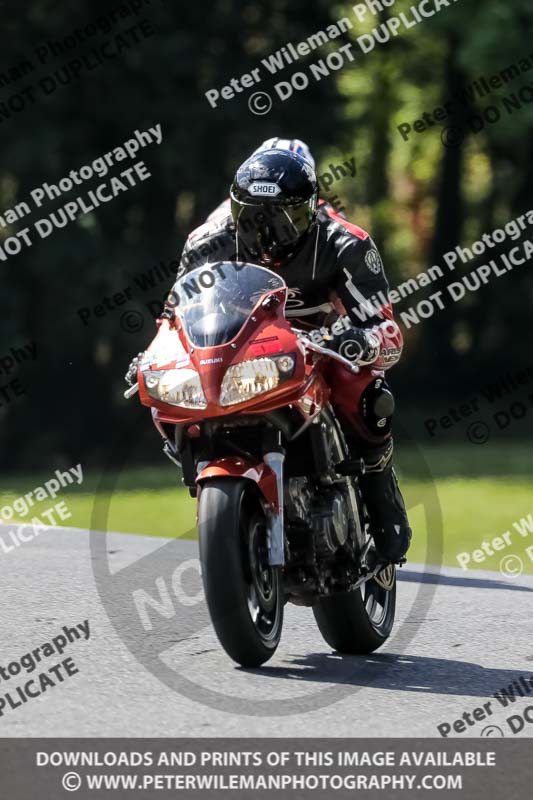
xmin=231 ymin=196 xmax=316 ymax=262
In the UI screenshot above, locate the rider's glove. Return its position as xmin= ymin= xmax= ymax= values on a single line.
xmin=124 ymin=353 xmax=143 ymax=386
xmin=328 ymin=317 xmax=381 ymax=366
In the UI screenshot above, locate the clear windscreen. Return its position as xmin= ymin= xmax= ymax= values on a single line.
xmin=169 ymin=262 xmax=286 ymax=347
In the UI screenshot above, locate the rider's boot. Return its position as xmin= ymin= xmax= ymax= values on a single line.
xmin=358 ymin=439 xmax=412 ymax=564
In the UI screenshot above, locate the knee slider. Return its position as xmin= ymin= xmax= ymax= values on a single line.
xmin=361 ymin=379 xmax=395 ymax=435
xmin=374 ymin=388 xmax=395 ymax=419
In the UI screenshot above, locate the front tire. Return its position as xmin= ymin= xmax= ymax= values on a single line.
xmin=313 ymin=566 xmax=396 ymax=654
xmin=198 ymin=478 xmax=283 ymax=667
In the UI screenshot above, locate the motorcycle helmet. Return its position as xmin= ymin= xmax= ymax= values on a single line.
xmin=252 ymin=137 xmax=316 ymax=169
xmin=230 ymin=149 xmax=318 ymax=265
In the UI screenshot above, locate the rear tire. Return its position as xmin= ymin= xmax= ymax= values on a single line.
xmin=313 ymin=567 xmax=396 ymax=654
xmin=198 ymin=478 xmax=283 ymax=667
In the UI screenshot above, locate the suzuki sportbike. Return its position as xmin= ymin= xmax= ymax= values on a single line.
xmin=126 ymin=261 xmax=396 ymax=667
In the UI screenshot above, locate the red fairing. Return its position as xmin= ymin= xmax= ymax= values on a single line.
xmin=370 ymin=303 xmax=403 ymax=370
xmin=196 ymin=457 xmax=279 ymax=512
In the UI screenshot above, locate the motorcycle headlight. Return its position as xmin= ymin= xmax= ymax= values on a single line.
xmin=143 ymin=369 xmax=207 ymax=409
xmin=220 ymin=357 xmax=286 ymax=407
xmin=220 ymin=354 xmax=296 ymax=406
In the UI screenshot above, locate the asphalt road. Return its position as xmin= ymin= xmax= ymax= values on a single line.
xmin=1 ymin=524 xmax=532 ymax=738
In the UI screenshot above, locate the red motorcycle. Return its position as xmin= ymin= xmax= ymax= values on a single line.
xmin=126 ymin=261 xmax=396 ymax=667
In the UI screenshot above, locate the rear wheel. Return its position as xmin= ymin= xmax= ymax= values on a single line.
xmin=198 ymin=478 xmax=283 ymax=667
xmin=313 ymin=565 xmax=396 ymax=654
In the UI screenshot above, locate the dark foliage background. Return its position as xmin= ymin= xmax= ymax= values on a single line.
xmin=1 ymin=0 xmax=532 ymax=470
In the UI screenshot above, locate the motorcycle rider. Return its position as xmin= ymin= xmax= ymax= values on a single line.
xmin=164 ymin=147 xmax=412 ymax=564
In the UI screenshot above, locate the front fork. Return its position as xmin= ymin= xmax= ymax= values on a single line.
xmin=263 ymin=451 xmax=285 ymax=567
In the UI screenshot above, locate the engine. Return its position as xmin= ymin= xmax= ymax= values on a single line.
xmin=286 ymin=477 xmax=349 ymax=558
xmin=312 ymin=490 xmax=349 ymax=556
xmin=286 ymin=477 xmax=312 ymax=525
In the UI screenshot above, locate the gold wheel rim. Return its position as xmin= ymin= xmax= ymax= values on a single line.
xmin=374 ymin=564 xmax=396 ymax=591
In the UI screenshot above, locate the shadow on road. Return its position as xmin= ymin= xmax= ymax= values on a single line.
xmin=245 ymin=652 xmax=533 ymax=699
xmin=399 ymin=569 xmax=533 ymax=593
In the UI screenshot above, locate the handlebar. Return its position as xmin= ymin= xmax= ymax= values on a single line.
xmin=293 ymin=329 xmax=360 ymax=373
xmin=124 ymin=383 xmax=139 ymax=399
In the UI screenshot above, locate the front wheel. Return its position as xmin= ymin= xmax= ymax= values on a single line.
xmin=198 ymin=478 xmax=283 ymax=667
xmin=313 ymin=566 xmax=396 ymax=654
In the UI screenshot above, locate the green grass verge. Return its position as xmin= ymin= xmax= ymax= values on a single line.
xmin=1 ymin=444 xmax=532 ymax=574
